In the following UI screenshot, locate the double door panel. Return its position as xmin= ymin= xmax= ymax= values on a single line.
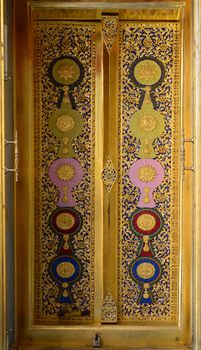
xmin=14 ymin=2 xmax=192 ymax=349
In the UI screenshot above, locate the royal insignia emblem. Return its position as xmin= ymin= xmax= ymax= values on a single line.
xmin=50 ymin=255 xmax=82 ymax=303
xmin=129 ymin=257 xmax=162 ymax=304
xmin=129 ymin=159 xmax=164 ymax=208
xmin=49 ymin=158 xmax=83 ymax=207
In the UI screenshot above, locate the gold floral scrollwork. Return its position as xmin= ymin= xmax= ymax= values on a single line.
xmin=101 ymin=15 xmax=118 ymax=54
xmin=101 ymin=293 xmax=117 ymax=323
xmin=102 ymin=156 xmax=117 ymax=192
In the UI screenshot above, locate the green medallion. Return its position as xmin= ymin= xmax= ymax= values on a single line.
xmin=49 ymin=108 xmax=84 ymax=158
xmin=133 ymin=59 xmax=162 ymax=86
xmin=52 ymin=58 xmax=81 ymax=86
xmin=130 ymin=104 xmax=165 ymax=158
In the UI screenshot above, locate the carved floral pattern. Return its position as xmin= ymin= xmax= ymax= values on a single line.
xmin=34 ymin=22 xmax=96 ymax=322
xmin=119 ymin=23 xmax=180 ymax=320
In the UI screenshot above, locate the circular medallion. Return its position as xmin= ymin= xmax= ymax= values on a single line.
xmin=57 ymin=164 xmax=75 ymax=181
xmin=134 ymin=59 xmax=161 ymax=85
xmin=129 ymin=57 xmax=165 ymax=88
xmin=130 ymin=208 xmax=163 ymax=237
xmin=137 ymin=214 xmax=156 ymax=231
xmin=56 ymin=212 xmax=75 ymax=230
xmin=56 ymin=115 xmax=75 ymax=132
xmin=50 ymin=57 xmax=83 ymax=86
xmin=137 ymin=165 xmax=157 ymax=183
xmin=56 ymin=261 xmax=75 ymax=278
xmin=130 ymin=257 xmax=162 ymax=285
xmin=49 ymin=207 xmax=82 ymax=235
xmin=139 ymin=115 xmax=157 ymax=132
xmin=50 ymin=255 xmax=82 ymax=284
xmin=49 ymin=108 xmax=84 ymax=151
xmin=136 ymin=262 xmax=155 ymax=279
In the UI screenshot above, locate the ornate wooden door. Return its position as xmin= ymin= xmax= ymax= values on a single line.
xmin=14 ymin=1 xmax=193 ymax=349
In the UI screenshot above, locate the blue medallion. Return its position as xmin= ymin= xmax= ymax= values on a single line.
xmin=129 ymin=257 xmax=162 ymax=285
xmin=50 ymin=255 xmax=82 ymax=284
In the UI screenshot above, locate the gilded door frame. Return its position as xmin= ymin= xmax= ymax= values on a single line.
xmin=0 ymin=0 xmax=201 ymax=349
xmin=193 ymin=1 xmax=201 ymax=349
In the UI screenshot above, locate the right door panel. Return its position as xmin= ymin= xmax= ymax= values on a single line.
xmin=118 ymin=21 xmax=181 ymax=324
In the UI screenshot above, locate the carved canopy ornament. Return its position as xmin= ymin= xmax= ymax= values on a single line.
xmin=101 ymin=292 xmax=117 ymax=323
xmin=101 ymin=15 xmax=118 ymax=54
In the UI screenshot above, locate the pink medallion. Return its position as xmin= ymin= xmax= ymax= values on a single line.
xmin=49 ymin=158 xmax=83 ymax=207
xmin=129 ymin=159 xmax=164 ymax=208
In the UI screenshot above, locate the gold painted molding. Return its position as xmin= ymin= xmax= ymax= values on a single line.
xmin=30 ymin=2 xmax=182 ymax=21
xmin=11 ymin=348 xmax=194 ymax=350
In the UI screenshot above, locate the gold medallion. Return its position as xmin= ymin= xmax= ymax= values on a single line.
xmin=56 ymin=262 xmax=75 ymax=278
xmin=137 ymin=214 xmax=156 ymax=231
xmin=57 ymin=165 xmax=74 ymax=181
xmin=139 ymin=115 xmax=157 ymax=132
xmin=134 ymin=59 xmax=161 ymax=85
xmin=138 ymin=165 xmax=157 ymax=182
xmin=136 ymin=262 xmax=155 ymax=279
xmin=52 ymin=58 xmax=80 ymax=85
xmin=56 ymin=213 xmax=75 ymax=230
xmin=56 ymin=115 xmax=75 ymax=132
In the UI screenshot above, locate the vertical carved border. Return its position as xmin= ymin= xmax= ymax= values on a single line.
xmin=0 ymin=0 xmax=6 ymax=349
